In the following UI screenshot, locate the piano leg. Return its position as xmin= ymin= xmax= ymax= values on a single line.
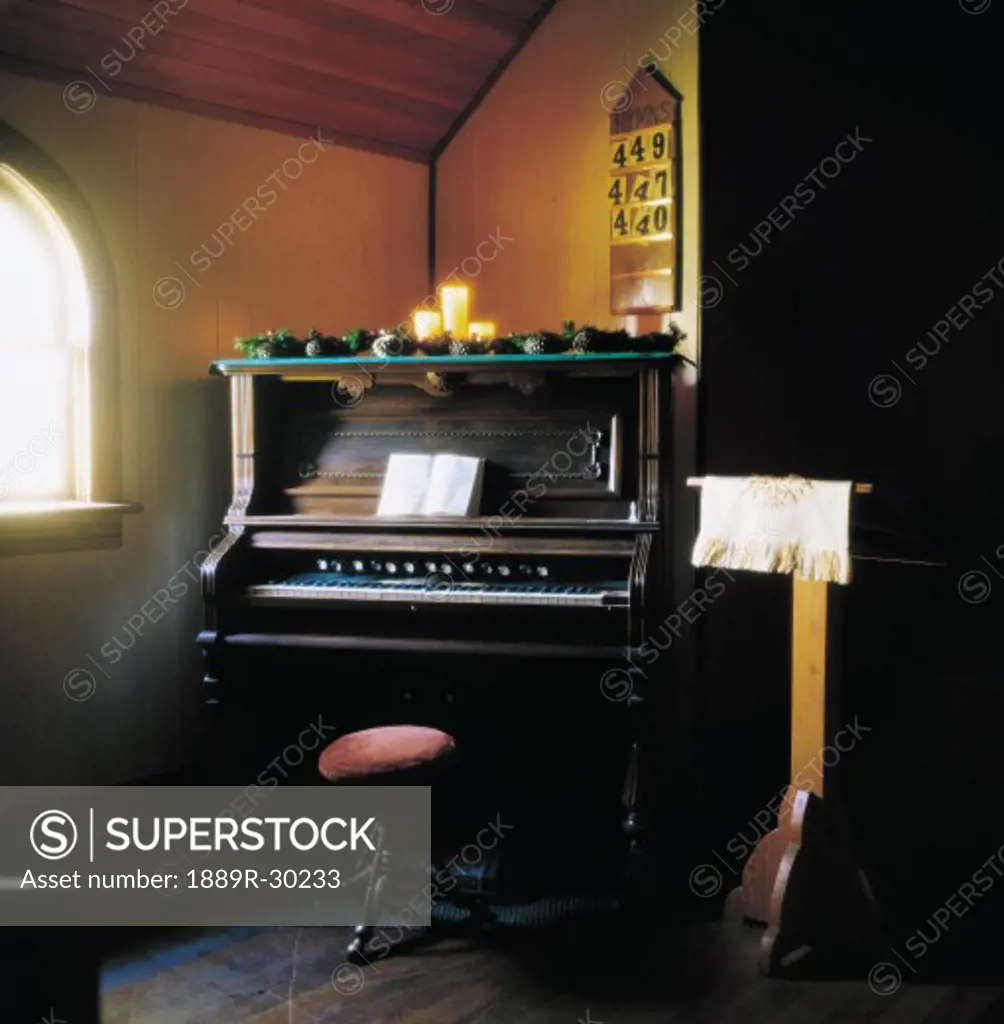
xmin=622 ymin=738 xmax=646 ymax=878
xmin=201 ymin=642 xmax=222 ymax=705
xmin=621 ymin=690 xmax=654 ymax=928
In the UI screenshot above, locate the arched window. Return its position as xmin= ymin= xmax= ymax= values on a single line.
xmin=0 ymin=123 xmax=135 ymax=551
xmin=0 ymin=163 xmax=91 ymax=504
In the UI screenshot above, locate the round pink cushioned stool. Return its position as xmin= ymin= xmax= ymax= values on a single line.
xmin=319 ymin=724 xmax=456 ymax=783
xmin=318 ymin=724 xmax=458 ymax=962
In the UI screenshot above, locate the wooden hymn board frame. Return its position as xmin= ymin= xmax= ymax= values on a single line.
xmin=608 ymin=67 xmax=683 ymax=316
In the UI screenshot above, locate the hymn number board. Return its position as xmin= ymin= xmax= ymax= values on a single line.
xmin=608 ymin=128 xmax=672 ymax=243
xmin=608 ymin=74 xmax=682 ymax=315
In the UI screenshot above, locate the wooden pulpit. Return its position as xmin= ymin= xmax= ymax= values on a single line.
xmin=689 ymin=477 xmax=897 ymax=976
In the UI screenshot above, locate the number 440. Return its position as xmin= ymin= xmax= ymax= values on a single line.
xmin=611 ymin=203 xmax=671 ymax=242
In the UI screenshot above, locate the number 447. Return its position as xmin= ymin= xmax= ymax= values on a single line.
xmin=608 ymin=170 xmax=671 ymax=206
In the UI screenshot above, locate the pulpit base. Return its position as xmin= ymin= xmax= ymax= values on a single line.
xmin=725 ymin=786 xmax=886 ymax=976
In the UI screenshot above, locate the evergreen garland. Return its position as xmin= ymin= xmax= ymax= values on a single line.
xmin=233 ymin=320 xmax=692 ymax=363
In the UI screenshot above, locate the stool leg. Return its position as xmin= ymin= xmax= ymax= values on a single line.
xmin=346 ymin=924 xmax=373 ymax=964
xmin=346 ymin=827 xmax=389 ymax=964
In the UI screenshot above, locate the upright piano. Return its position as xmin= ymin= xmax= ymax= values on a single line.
xmin=199 ymin=351 xmax=677 ymax=885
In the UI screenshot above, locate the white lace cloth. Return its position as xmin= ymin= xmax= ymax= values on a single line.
xmin=691 ymin=475 xmax=852 ymax=584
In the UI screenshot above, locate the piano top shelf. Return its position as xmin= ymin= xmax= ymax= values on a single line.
xmin=209 ymin=352 xmax=679 ymax=377
xmin=226 ymin=514 xmax=661 ymax=533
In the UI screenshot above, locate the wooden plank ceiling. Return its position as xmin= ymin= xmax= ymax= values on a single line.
xmin=0 ymin=0 xmax=557 ymax=163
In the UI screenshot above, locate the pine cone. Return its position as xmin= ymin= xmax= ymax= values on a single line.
xmin=255 ymin=340 xmax=275 ymax=359
xmin=571 ymin=327 xmax=597 ymax=353
xmin=449 ymin=339 xmax=484 ymax=356
xmin=304 ymin=328 xmax=324 ymax=357
xmin=371 ymin=333 xmax=411 ymax=358
xmin=521 ymin=333 xmax=549 ymax=356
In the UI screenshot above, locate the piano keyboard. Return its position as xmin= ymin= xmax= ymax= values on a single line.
xmin=247 ymin=573 xmax=629 ymax=608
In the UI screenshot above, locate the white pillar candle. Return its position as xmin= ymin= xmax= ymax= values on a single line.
xmin=469 ymin=321 xmax=496 ymax=342
xmin=413 ymin=309 xmax=442 ymax=341
xmin=440 ymin=285 xmax=469 ymax=340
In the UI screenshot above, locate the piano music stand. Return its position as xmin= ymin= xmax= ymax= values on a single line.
xmin=688 ymin=477 xmax=887 ymax=976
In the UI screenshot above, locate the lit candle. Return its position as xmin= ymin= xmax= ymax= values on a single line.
xmin=413 ymin=309 xmax=442 ymax=341
xmin=469 ymin=322 xmax=496 ymax=342
xmin=440 ymin=285 xmax=469 ymax=340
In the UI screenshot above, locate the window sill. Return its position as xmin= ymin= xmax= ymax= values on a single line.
xmin=0 ymin=500 xmax=143 ymax=556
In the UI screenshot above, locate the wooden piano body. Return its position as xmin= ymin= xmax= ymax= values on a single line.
xmin=199 ymin=352 xmax=677 ymax=889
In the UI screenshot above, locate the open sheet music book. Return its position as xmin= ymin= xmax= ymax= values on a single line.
xmin=377 ymin=453 xmax=485 ymax=517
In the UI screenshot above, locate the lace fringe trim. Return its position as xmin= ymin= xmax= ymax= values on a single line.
xmin=692 ymin=537 xmax=851 ymax=584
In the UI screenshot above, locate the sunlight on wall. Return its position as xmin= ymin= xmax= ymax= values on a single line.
xmin=0 ymin=164 xmax=91 ymax=501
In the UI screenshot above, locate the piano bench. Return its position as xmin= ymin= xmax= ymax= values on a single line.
xmin=318 ymin=724 xmax=458 ymax=965
xmin=318 ymin=724 xmax=456 ymax=783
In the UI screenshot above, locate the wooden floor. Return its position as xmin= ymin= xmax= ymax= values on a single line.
xmin=100 ymin=920 xmax=1004 ymax=1023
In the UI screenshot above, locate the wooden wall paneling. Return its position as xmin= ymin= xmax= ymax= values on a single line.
xmin=474 ymin=0 xmax=552 ymax=18
xmin=0 ymin=20 xmax=448 ymax=151
xmin=0 ymin=0 xmax=558 ymax=160
xmin=0 ymin=70 xmax=428 ymax=783
xmin=11 ymin=0 xmax=474 ymax=113
xmin=0 ymin=54 xmax=430 ymax=163
xmin=320 ymin=0 xmax=524 ymax=57
xmin=435 ymin=0 xmax=699 ymax=355
xmin=35 ymin=0 xmax=492 ymax=96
